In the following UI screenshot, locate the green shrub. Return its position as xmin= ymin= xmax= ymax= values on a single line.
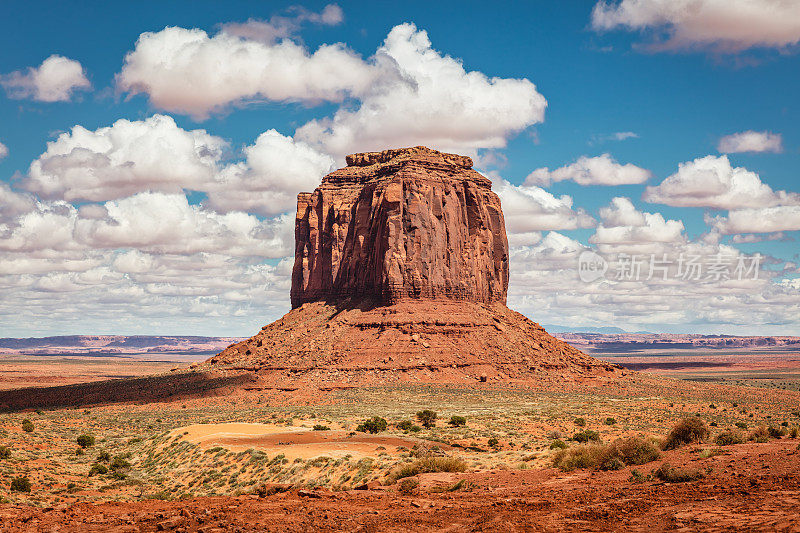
xmin=88 ymin=464 xmax=108 ymax=476
xmin=416 ymin=410 xmax=438 ymax=428
xmin=10 ymin=476 xmax=31 ymax=492
xmin=77 ymin=434 xmax=95 ymax=448
xmin=572 ymin=430 xmax=601 ymax=443
xmin=628 ymin=469 xmax=651 ymax=483
xmin=396 ymin=420 xmax=414 ymax=431
xmin=0 ymin=446 xmax=11 ymax=460
xmin=549 ymin=439 xmax=567 ymax=450
xmin=110 ymin=455 xmax=130 ymax=470
xmin=356 ymin=417 xmax=387 ymax=434
xmin=735 ymin=422 xmax=748 ymax=429
xmin=312 ymin=424 xmax=330 ymax=431
xmin=448 ymin=415 xmax=467 ymax=427
xmin=487 ymin=437 xmax=499 ymax=448
xmin=97 ymin=451 xmax=111 ymax=462
xmin=21 ymin=419 xmax=34 ymax=433
xmin=604 ymin=417 xmax=617 ymax=426
xmin=653 ymin=463 xmax=703 ymax=483
xmin=390 ymin=457 xmax=467 ymax=481
xmin=662 ymin=418 xmax=709 ymax=450
xmin=714 ymin=430 xmax=743 ymax=446
xmin=791 ymin=427 xmax=799 ymax=439
xmin=749 ymin=426 xmax=770 ymax=443
xmin=574 ymin=417 xmax=586 ymax=427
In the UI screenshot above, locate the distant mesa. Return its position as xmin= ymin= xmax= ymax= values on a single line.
xmin=207 ymin=146 xmax=621 ymax=386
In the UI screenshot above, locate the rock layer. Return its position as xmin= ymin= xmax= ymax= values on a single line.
xmin=291 ymin=146 xmax=508 ymax=308
xmin=207 ymin=146 xmax=623 ymax=386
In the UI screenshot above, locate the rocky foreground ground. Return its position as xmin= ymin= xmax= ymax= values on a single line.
xmin=1 ymin=440 xmax=798 ymax=532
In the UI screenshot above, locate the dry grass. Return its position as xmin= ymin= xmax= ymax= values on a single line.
xmin=662 ymin=418 xmax=709 ymax=450
xmin=390 ymin=457 xmax=467 ymax=481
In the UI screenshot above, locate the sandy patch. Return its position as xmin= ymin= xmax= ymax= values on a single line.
xmin=170 ymin=422 xmax=441 ymax=460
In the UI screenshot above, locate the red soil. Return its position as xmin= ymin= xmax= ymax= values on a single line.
xmin=2 ymin=440 xmax=797 ymax=532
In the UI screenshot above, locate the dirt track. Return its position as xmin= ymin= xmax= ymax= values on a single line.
xmin=2 ymin=440 xmax=798 ymax=532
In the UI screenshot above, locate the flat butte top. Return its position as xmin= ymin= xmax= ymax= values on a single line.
xmin=319 ymin=146 xmax=492 ymax=189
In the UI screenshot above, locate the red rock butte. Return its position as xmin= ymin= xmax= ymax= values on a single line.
xmin=208 ymin=147 xmax=621 ymax=386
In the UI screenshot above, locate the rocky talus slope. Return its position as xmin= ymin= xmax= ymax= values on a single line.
xmin=208 ymin=146 xmax=622 ymax=386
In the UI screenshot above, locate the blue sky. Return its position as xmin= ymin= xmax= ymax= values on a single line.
xmin=1 ymin=0 xmax=799 ymax=337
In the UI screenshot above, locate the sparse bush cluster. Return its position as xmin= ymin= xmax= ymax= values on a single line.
xmin=416 ymin=410 xmax=437 ymax=428
xmin=448 ymin=415 xmax=467 ymax=427
xmin=312 ymin=424 xmax=330 ymax=431
xmin=571 ymin=430 xmax=601 ymax=443
xmin=553 ymin=437 xmax=660 ymax=472
xmin=10 ymin=476 xmax=31 ymax=493
xmin=0 ymin=446 xmax=11 ymax=460
xmin=397 ymin=477 xmax=419 ymax=494
xmin=77 ymin=434 xmax=95 ymax=448
xmin=356 ymin=417 xmax=387 ymax=434
xmin=714 ymin=430 xmax=743 ymax=446
xmin=662 ymin=418 xmax=709 ymax=450
xmin=21 ymin=419 xmax=34 ymax=433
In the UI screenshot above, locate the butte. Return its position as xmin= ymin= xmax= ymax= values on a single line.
xmin=206 ymin=146 xmax=621 ymax=386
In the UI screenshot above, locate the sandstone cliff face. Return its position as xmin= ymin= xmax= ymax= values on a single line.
xmin=291 ymin=146 xmax=509 ymax=308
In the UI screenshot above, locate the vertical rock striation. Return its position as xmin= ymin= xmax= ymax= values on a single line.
xmin=291 ymin=146 xmax=509 ymax=308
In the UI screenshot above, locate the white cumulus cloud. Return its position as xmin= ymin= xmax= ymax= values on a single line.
xmin=295 ymin=23 xmax=547 ymax=156
xmin=1 ymin=55 xmax=91 ymax=102
xmin=205 ymin=129 xmax=334 ymax=217
xmin=644 ymin=155 xmax=800 ymax=209
xmin=717 ymin=130 xmax=783 ymax=153
xmin=0 ymin=142 xmax=8 ymax=160
xmin=117 ymin=26 xmax=379 ymax=119
xmin=23 ymin=114 xmax=227 ymax=202
xmin=525 ymin=153 xmax=651 ymax=187
xmin=707 ymin=205 xmax=800 ymax=234
xmin=591 ymin=0 xmax=800 ymax=52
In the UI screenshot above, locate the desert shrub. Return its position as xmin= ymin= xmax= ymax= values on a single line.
xmin=21 ymin=419 xmax=34 ymax=433
xmin=629 ymin=469 xmax=651 ymax=483
xmin=611 ymin=437 xmax=661 ymax=465
xmin=549 ymin=439 xmax=567 ymax=450
xmin=735 ymin=422 xmax=748 ymax=429
xmin=312 ymin=425 xmax=330 ymax=431
xmin=10 ymin=476 xmax=31 ymax=492
xmin=448 ymin=415 xmax=467 ymax=427
xmin=699 ymin=448 xmax=723 ymax=459
xmin=390 ymin=457 xmax=467 ymax=481
xmin=604 ymin=417 xmax=617 ymax=426
xmin=0 ymin=446 xmax=10 ymax=460
xmin=97 ymin=451 xmax=111 ymax=462
xmin=546 ymin=430 xmax=562 ymax=439
xmin=416 ymin=410 xmax=438 ymax=428
xmin=396 ymin=420 xmax=414 ymax=431
xmin=397 ymin=477 xmax=419 ymax=494
xmin=662 ymin=418 xmax=709 ymax=450
xmin=572 ymin=430 xmax=601 ymax=443
xmin=574 ymin=418 xmax=587 ymax=427
xmin=552 ymin=445 xmax=606 ymax=471
xmin=749 ymin=426 xmax=770 ymax=443
xmin=111 ymin=471 xmax=127 ymax=480
xmin=110 ymin=455 xmax=130 ymax=470
xmin=653 ymin=463 xmax=703 ymax=483
xmin=768 ymin=426 xmax=787 ymax=439
xmin=714 ymin=430 xmax=743 ymax=446
xmin=88 ymin=464 xmax=108 ymax=476
xmin=791 ymin=427 xmax=799 ymax=439
xmin=487 ymin=437 xmax=499 ymax=448
xmin=75 ymin=448 xmax=84 ymax=456
xmin=356 ymin=417 xmax=387 ymax=434
xmin=554 ymin=438 xmax=660 ymax=472
xmin=77 ymin=434 xmax=95 ymax=448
